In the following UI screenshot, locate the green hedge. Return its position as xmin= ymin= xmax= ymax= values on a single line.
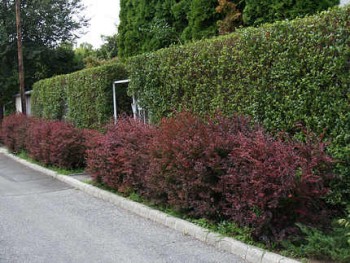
xmin=128 ymin=6 xmax=350 ymax=205
xmin=32 ymin=62 xmax=128 ymax=129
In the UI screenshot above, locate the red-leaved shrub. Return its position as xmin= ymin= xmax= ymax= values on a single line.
xmin=1 ymin=114 xmax=30 ymax=153
xmin=145 ymin=112 xmax=254 ymax=219
xmin=221 ymin=130 xmax=333 ymax=241
xmin=82 ymin=128 xmax=104 ymax=152
xmin=2 ymin=111 xmax=333 ymax=244
xmin=26 ymin=119 xmax=86 ymax=169
xmin=87 ymin=118 xmax=154 ymax=194
xmin=145 ymin=112 xmax=333 ymax=242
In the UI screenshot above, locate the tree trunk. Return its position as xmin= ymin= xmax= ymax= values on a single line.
xmin=15 ymin=0 xmax=26 ymax=115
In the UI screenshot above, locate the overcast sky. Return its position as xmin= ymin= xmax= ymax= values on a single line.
xmin=340 ymin=0 xmax=350 ymax=6
xmin=77 ymin=0 xmax=120 ymax=48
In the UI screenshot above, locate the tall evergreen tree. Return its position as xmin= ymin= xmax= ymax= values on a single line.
xmin=117 ymin=0 xmax=142 ymax=58
xmin=243 ymin=0 xmax=339 ymax=26
xmin=118 ymin=0 xmax=180 ymax=58
xmin=117 ymin=0 xmax=339 ymax=58
xmin=118 ymin=0 xmax=219 ymax=57
xmin=182 ymin=0 xmax=221 ymax=41
xmin=171 ymin=0 xmax=191 ymax=38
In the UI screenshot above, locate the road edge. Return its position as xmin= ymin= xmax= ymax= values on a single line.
xmin=0 ymin=147 xmax=300 ymax=263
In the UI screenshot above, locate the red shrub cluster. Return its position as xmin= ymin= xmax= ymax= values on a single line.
xmin=86 ymin=112 xmax=333 ymax=242
xmin=26 ymin=120 xmax=86 ymax=169
xmin=0 ymin=114 xmax=87 ymax=169
xmin=82 ymin=128 xmax=103 ymax=152
xmin=1 ymin=112 xmax=333 ymax=243
xmin=1 ymin=114 xmax=30 ymax=153
xmin=26 ymin=119 xmax=52 ymax=164
xmin=87 ymin=118 xmax=154 ymax=194
xmin=145 ymin=113 xmax=333 ymax=240
xmin=221 ymin=130 xmax=333 ymax=241
xmin=145 ymin=112 xmax=253 ymax=219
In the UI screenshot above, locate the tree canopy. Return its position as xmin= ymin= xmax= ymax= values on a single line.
xmin=117 ymin=0 xmax=339 ymax=58
xmin=0 ymin=0 xmax=88 ymax=111
xmin=73 ymin=35 xmax=119 ymax=69
xmin=243 ymin=0 xmax=340 ymax=25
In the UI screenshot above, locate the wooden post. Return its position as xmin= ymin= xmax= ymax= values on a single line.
xmin=15 ymin=0 xmax=26 ymax=115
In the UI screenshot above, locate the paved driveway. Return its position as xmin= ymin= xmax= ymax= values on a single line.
xmin=0 ymin=153 xmax=245 ymax=263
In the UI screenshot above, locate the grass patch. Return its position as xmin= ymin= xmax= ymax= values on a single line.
xmin=16 ymin=151 xmax=84 ymax=175
xmin=82 ymin=179 xmax=93 ymax=184
xmin=90 ymin=181 xmax=259 ymax=247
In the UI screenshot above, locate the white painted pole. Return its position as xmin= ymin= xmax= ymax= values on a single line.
xmin=113 ymin=82 xmax=117 ymax=124
xmin=113 ymin=79 xmax=130 ymax=124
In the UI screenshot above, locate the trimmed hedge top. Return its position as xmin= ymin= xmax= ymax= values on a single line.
xmin=128 ymin=6 xmax=349 ymax=127
xmin=32 ymin=62 xmax=128 ymax=129
xmin=127 ymin=6 xmax=350 ymax=204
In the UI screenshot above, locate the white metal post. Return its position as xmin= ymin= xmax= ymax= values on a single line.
xmin=113 ymin=79 xmax=130 ymax=124
xmin=132 ymin=95 xmax=137 ymax=120
xmin=113 ymin=82 xmax=117 ymax=123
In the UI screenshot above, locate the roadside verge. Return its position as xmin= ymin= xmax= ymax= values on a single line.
xmin=0 ymin=147 xmax=300 ymax=263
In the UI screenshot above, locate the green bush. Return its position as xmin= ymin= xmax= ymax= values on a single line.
xmin=287 ymin=220 xmax=350 ymax=262
xmin=32 ymin=62 xmax=128 ymax=129
xmin=127 ymin=6 xmax=350 ymax=205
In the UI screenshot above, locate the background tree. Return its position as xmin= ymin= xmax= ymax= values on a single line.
xmin=73 ymin=37 xmax=119 ymax=69
xmin=96 ymin=34 xmax=119 ymax=60
xmin=216 ymin=0 xmax=244 ymax=35
xmin=243 ymin=0 xmax=339 ymax=26
xmin=0 ymin=0 xmax=88 ymax=118
xmin=118 ymin=0 xmax=220 ymax=57
xmin=117 ymin=0 xmax=340 ymax=58
xmin=182 ymin=0 xmax=221 ymax=41
xmin=117 ymin=0 xmax=142 ymax=58
xmin=171 ymin=0 xmax=191 ymax=39
xmin=73 ymin=42 xmax=97 ymax=68
xmin=138 ymin=0 xmax=177 ymax=52
xmin=118 ymin=0 xmax=179 ymax=58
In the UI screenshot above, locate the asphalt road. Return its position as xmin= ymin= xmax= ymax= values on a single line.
xmin=0 ymin=153 xmax=245 ymax=263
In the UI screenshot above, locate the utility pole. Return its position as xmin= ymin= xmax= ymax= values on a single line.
xmin=15 ymin=0 xmax=26 ymax=115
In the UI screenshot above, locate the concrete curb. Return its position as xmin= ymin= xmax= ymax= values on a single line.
xmin=0 ymin=147 xmax=300 ymax=263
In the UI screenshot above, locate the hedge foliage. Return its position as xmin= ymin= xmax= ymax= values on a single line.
xmin=128 ymin=6 xmax=350 ymax=205
xmin=32 ymin=62 xmax=128 ymax=129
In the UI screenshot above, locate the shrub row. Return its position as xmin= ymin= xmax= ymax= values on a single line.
xmin=127 ymin=6 xmax=350 ymax=205
xmin=31 ymin=62 xmax=128 ymax=129
xmin=87 ymin=112 xmax=333 ymax=243
xmin=1 ymin=114 xmax=87 ymax=169
xmin=0 ymin=112 xmax=342 ymax=259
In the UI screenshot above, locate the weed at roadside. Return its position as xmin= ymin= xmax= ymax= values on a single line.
xmin=17 ymin=151 xmax=84 ymax=175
